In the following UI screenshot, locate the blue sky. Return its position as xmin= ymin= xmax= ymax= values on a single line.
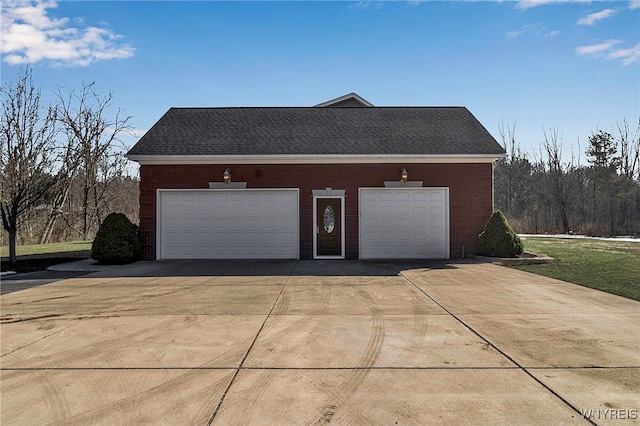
xmin=2 ymin=0 xmax=639 ymax=163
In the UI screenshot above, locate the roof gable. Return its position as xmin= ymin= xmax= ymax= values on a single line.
xmin=315 ymin=93 xmax=373 ymax=107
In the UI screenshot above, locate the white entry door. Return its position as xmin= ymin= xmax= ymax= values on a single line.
xmin=158 ymin=189 xmax=299 ymax=259
xmin=359 ymin=188 xmax=449 ymax=259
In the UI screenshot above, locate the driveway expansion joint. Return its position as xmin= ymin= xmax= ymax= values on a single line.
xmin=205 ymin=260 xmax=299 ymax=426
xmin=2 ymin=260 xmax=635 ymax=425
xmin=388 ymin=261 xmax=599 ymax=426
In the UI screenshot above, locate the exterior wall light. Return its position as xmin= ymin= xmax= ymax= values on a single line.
xmin=400 ymin=168 xmax=408 ymax=186
xmin=223 ymin=168 xmax=232 ymax=183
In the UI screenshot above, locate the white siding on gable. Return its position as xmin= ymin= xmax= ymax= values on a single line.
xmin=359 ymin=188 xmax=449 ymax=259
xmin=158 ymin=189 xmax=299 ymax=259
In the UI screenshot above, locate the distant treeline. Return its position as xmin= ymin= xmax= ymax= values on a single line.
xmin=0 ymin=175 xmax=139 ymax=247
xmin=494 ymin=120 xmax=640 ymax=236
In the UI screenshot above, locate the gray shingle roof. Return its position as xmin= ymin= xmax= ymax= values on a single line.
xmin=127 ymin=106 xmax=505 ymax=157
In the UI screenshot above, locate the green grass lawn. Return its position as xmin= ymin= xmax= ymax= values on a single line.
xmin=513 ymin=237 xmax=640 ymax=301
xmin=0 ymin=241 xmax=92 ymax=258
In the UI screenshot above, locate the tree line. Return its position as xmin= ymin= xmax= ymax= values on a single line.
xmin=1 ymin=66 xmax=138 ymax=262
xmin=3 ymin=66 xmax=638 ymax=263
xmin=494 ymin=119 xmax=640 ymax=236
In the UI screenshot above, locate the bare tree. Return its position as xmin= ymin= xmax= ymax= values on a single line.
xmin=1 ymin=66 xmax=58 ymax=263
xmin=494 ymin=120 xmax=534 ymax=222
xmin=615 ymin=118 xmax=640 ymax=234
xmin=542 ymin=128 xmax=571 ymax=233
xmin=617 ymin=117 xmax=640 ymax=181
xmin=55 ymin=82 xmax=132 ymax=240
xmin=38 ymin=139 xmax=79 ymax=244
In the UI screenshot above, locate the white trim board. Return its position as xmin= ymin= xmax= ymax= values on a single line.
xmin=128 ymin=154 xmax=504 ymax=165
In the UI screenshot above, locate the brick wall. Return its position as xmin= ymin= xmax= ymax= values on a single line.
xmin=138 ymin=163 xmax=494 ymax=260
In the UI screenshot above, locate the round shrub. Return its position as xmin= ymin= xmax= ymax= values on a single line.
xmin=477 ymin=210 xmax=524 ymax=258
xmin=92 ymin=213 xmax=141 ymax=264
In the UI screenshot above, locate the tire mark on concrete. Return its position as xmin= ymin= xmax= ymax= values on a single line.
xmin=40 ymin=369 xmax=235 ymax=426
xmin=252 ymin=282 xmax=332 ymax=364
xmin=214 ymin=369 xmax=279 ymax=425
xmin=1 ymin=314 xmax=63 ymax=324
xmin=234 ymin=301 xmax=326 ymax=402
xmin=396 ymin=299 xmax=429 ymax=366
xmin=2 ymin=282 xmax=208 ymax=367
xmin=2 ymin=314 xmax=251 ymax=370
xmin=317 ymin=284 xmax=331 ymax=315
xmin=1 ymin=369 xmax=68 ymax=424
xmin=38 ymin=369 xmax=71 ymax=424
xmin=205 ymin=260 xmax=298 ymax=426
xmin=304 ymin=286 xmax=385 ymax=426
xmin=2 ymin=318 xmax=171 ymax=369
xmin=0 ymin=317 xmax=92 ymax=358
xmin=269 ymin=288 xmax=290 ymax=316
xmin=215 ymin=317 xmax=320 ymax=425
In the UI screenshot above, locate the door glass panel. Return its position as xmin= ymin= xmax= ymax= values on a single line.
xmin=323 ymin=205 xmax=335 ymax=234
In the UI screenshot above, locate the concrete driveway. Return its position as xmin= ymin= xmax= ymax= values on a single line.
xmin=1 ymin=260 xmax=638 ymax=425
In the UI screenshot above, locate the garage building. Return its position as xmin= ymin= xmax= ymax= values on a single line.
xmin=126 ymin=93 xmax=506 ymax=260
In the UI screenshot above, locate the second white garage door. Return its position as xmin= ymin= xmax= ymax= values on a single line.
xmin=359 ymin=188 xmax=449 ymax=259
xmin=158 ymin=189 xmax=299 ymax=259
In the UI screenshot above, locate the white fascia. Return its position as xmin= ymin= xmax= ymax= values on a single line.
xmin=126 ymin=154 xmax=506 ymax=165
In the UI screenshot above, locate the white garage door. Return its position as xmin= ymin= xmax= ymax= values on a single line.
xmin=359 ymin=188 xmax=449 ymax=259
xmin=158 ymin=189 xmax=299 ymax=259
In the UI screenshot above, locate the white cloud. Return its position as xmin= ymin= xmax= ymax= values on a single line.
xmin=348 ymin=1 xmax=384 ymax=10
xmin=516 ymin=0 xmax=590 ymax=10
xmin=576 ymin=39 xmax=639 ymax=65
xmin=506 ymin=29 xmax=527 ymax=39
xmin=514 ymin=0 xmax=636 ymax=67
xmin=0 ymin=0 xmax=135 ymax=67
xmin=518 ymin=0 xmax=639 ymax=10
xmin=576 ymin=39 xmax=621 ymax=55
xmin=505 ymin=24 xmax=559 ymax=39
xmin=577 ymin=8 xmax=617 ymax=25
xmin=607 ymin=43 xmax=640 ymax=65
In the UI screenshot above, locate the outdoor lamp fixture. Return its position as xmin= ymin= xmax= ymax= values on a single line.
xmin=400 ymin=168 xmax=408 ymax=186
xmin=223 ymin=168 xmax=232 ymax=183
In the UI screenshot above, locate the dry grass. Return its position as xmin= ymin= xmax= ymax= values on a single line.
xmin=513 ymin=237 xmax=640 ymax=301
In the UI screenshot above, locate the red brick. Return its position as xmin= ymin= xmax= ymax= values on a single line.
xmin=139 ymin=163 xmax=493 ymax=260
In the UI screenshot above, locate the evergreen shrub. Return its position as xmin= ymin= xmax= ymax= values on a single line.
xmin=477 ymin=210 xmax=524 ymax=258
xmin=92 ymin=213 xmax=141 ymax=264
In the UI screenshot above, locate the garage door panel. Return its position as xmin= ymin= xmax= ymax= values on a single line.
xmin=181 ymin=193 xmax=196 ymax=203
xmin=180 ymin=232 xmax=196 ymax=243
xmin=196 ymin=246 xmax=212 ymax=257
xmin=196 ymin=231 xmax=212 ymax=242
xmin=359 ymin=188 xmax=449 ymax=259
xmin=196 ymin=219 xmax=212 ymax=228
xmin=159 ymin=189 xmax=298 ymax=259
